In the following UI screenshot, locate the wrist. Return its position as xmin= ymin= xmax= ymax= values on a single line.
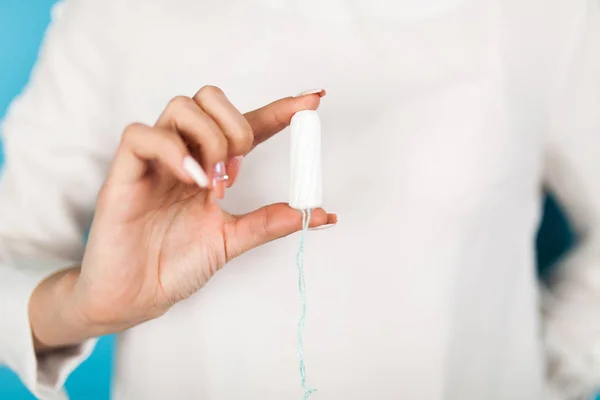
xmin=29 ymin=266 xmax=97 ymax=352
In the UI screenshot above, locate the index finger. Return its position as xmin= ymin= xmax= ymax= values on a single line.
xmin=243 ymin=90 xmax=325 ymax=150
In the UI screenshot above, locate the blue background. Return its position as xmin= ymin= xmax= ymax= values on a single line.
xmin=0 ymin=0 xmax=584 ymax=398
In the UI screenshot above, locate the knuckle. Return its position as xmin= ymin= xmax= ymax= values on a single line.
xmin=121 ymin=122 xmax=145 ymax=143
xmin=195 ymin=85 xmax=224 ymax=102
xmin=167 ymin=95 xmax=195 ymax=111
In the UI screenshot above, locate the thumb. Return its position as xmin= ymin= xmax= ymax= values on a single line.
xmin=225 ymin=203 xmax=337 ymax=260
xmin=244 ymin=90 xmax=325 ymax=150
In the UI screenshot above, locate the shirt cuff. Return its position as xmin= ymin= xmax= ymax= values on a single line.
xmin=0 ymin=261 xmax=97 ymax=400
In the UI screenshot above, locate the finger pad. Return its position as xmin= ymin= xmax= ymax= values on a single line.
xmin=308 ymin=208 xmax=328 ymax=227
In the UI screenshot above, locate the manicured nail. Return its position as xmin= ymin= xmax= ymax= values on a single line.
xmin=226 ymin=156 xmax=243 ymax=186
xmin=212 ymin=161 xmax=228 ymax=199
xmin=212 ymin=161 xmax=228 ymax=182
xmin=295 ymin=88 xmax=326 ymax=97
xmin=183 ymin=156 xmax=209 ymax=188
xmin=309 ymin=223 xmax=336 ymax=231
xmin=230 ymin=155 xmax=244 ymax=164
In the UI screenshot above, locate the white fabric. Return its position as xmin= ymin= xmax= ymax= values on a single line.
xmin=289 ymin=110 xmax=322 ymax=210
xmin=0 ymin=0 xmax=599 ymax=399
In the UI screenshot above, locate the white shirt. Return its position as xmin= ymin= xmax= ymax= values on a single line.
xmin=1 ymin=0 xmax=599 ymax=399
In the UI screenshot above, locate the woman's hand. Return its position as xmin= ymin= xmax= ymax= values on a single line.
xmin=29 ymin=86 xmax=335 ymax=351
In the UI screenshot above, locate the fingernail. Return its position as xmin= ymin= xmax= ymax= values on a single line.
xmin=226 ymin=156 xmax=243 ymax=186
xmin=227 ymin=155 xmax=244 ymax=168
xmin=212 ymin=161 xmax=228 ymax=198
xmin=295 ymin=88 xmax=326 ymax=98
xmin=212 ymin=161 xmax=228 ymax=182
xmin=183 ymin=156 xmax=209 ymax=188
xmin=309 ymin=223 xmax=336 ymax=231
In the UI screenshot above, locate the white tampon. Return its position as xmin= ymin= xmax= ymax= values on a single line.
xmin=289 ymin=110 xmax=322 ymax=210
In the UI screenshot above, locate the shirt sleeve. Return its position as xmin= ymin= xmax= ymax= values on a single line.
xmin=0 ymin=0 xmax=120 ymax=398
xmin=541 ymin=0 xmax=600 ymax=398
